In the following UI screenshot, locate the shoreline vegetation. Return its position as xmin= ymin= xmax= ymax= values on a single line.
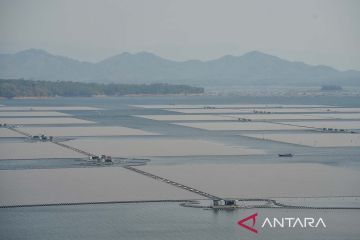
xmin=0 ymin=79 xmax=204 ymax=98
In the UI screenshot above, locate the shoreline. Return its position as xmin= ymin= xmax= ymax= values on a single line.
xmin=0 ymin=93 xmax=205 ymax=100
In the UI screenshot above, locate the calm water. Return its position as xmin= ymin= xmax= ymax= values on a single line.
xmin=1 ymin=95 xmax=360 ymax=239
xmin=1 ymin=203 xmax=359 ymax=240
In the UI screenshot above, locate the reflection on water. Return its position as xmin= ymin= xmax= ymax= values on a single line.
xmin=1 ymin=96 xmax=360 ymax=239
xmin=1 ymin=203 xmax=359 ymax=240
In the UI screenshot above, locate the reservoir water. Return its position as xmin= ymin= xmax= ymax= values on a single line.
xmin=1 ymin=94 xmax=360 ymax=239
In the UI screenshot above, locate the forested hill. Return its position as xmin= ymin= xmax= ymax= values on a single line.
xmin=0 ymin=79 xmax=204 ymax=98
xmin=1 ymin=49 xmax=360 ymax=86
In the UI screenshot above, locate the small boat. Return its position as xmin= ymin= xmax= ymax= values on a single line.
xmin=278 ymin=153 xmax=293 ymax=157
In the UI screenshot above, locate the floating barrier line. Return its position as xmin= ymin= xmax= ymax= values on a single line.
xmin=4 ymin=125 xmax=359 ymax=209
xmin=4 ymin=125 xmax=221 ymax=200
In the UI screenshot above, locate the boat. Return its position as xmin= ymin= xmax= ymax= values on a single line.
xmin=278 ymin=153 xmax=293 ymax=157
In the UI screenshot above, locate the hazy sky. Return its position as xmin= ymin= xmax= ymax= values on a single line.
xmin=0 ymin=0 xmax=359 ymax=70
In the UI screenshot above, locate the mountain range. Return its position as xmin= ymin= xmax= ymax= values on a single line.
xmin=0 ymin=49 xmax=359 ymax=86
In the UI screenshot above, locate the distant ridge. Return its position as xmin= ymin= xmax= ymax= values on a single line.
xmin=0 ymin=49 xmax=359 ymax=86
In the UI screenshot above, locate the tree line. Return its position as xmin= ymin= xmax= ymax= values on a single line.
xmin=0 ymin=79 xmax=204 ymax=98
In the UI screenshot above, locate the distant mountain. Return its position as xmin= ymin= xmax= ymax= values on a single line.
xmin=1 ymin=49 xmax=359 ymax=86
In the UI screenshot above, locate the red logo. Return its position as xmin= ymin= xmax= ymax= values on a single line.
xmin=237 ymin=213 xmax=258 ymax=234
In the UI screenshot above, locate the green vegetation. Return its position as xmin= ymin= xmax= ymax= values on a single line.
xmin=0 ymin=79 xmax=204 ymax=98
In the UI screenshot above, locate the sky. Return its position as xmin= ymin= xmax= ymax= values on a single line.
xmin=0 ymin=0 xmax=359 ymax=70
